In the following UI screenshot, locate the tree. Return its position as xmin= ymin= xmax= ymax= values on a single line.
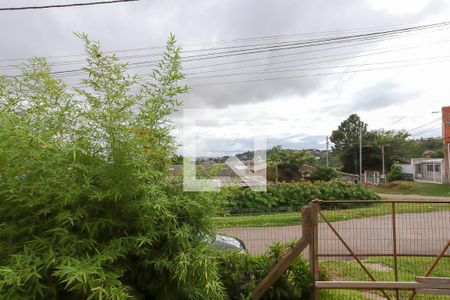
xmin=268 ymin=146 xmax=314 ymax=182
xmin=404 ymin=137 xmax=443 ymax=158
xmin=330 ymin=115 xmax=412 ymax=174
xmin=0 ymin=34 xmax=224 ymax=299
xmin=362 ymin=129 xmax=409 ymax=171
xmin=387 ymin=161 xmax=402 ymax=182
xmin=310 ymin=166 xmax=339 ymax=181
xmin=330 ymin=114 xmax=368 ymax=174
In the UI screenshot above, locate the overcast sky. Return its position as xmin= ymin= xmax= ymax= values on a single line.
xmin=1 ymin=0 xmax=450 ymax=156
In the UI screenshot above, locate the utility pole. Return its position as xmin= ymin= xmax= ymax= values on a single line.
xmin=381 ymin=145 xmax=386 ymax=184
xmin=326 ymin=136 xmax=329 ymax=167
xmin=359 ymin=126 xmax=363 ymax=183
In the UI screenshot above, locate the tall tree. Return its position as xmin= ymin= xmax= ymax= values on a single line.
xmin=330 ymin=114 xmax=367 ymax=173
xmin=363 ymin=129 xmax=409 ymax=171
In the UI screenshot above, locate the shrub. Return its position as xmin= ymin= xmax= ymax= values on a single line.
xmin=0 ymin=35 xmax=224 ymax=299
xmin=387 ymin=162 xmax=402 ymax=182
xmin=214 ymin=243 xmax=313 ymax=299
xmin=310 ymin=167 xmax=339 ymax=182
xmin=222 ymin=180 xmax=379 ymax=211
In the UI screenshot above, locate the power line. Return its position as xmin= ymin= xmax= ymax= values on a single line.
xmin=183 ymin=39 xmax=450 ymax=76
xmin=411 ymin=125 xmax=441 ymax=137
xmin=0 ymin=20 xmax=435 ymax=63
xmin=186 ymin=55 xmax=450 ymax=80
xmin=187 ymin=59 xmax=450 ymax=87
xmin=2 ymin=31 xmax=439 ymax=73
xmin=1 ymin=19 xmax=448 ymax=71
xmin=61 ymin=56 xmax=450 ymax=89
xmin=9 ymin=27 xmax=448 ymax=77
xmin=182 ymin=22 xmax=450 ymax=62
xmin=407 ymin=118 xmax=441 ymax=132
xmin=0 ymin=0 xmax=139 ymax=11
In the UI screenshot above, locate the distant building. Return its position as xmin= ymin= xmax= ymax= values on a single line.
xmin=397 ymin=106 xmax=450 ymax=185
xmin=399 ymin=158 xmax=445 ymax=184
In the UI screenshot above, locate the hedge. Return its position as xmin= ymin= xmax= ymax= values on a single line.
xmin=221 ymin=180 xmax=379 ymax=211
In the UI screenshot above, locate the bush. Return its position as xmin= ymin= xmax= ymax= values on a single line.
xmin=310 ymin=167 xmax=339 ymax=181
xmin=387 ymin=162 xmax=402 ymax=182
xmin=221 ymin=180 xmax=379 ymax=211
xmin=0 ymin=35 xmax=224 ymax=299
xmin=214 ymin=243 xmax=313 ymax=299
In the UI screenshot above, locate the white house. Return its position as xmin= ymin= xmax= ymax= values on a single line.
xmin=399 ymin=158 xmax=445 ymax=184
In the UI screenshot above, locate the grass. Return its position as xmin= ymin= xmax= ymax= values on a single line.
xmin=214 ymin=202 xmax=450 ymax=228
xmin=320 ymin=256 xmax=450 ymax=299
xmin=370 ymin=180 xmax=450 ymax=197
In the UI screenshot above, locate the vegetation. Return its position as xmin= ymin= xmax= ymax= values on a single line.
xmin=330 ymin=114 xmax=443 ymax=175
xmin=214 ymin=202 xmax=448 ymax=228
xmin=267 ymin=145 xmax=315 ymax=182
xmin=387 ymin=161 xmax=402 ymax=182
xmin=405 ymin=137 xmax=444 ymax=158
xmin=220 ymin=180 xmax=379 ymax=211
xmin=330 ymin=114 xmax=368 ymax=174
xmin=214 ymin=243 xmax=313 ymax=299
xmin=0 ymin=34 xmax=225 ymax=299
xmin=310 ymin=166 xmax=339 ymax=181
xmin=370 ymin=180 xmax=450 ymax=197
xmin=320 ymin=256 xmax=450 ymax=299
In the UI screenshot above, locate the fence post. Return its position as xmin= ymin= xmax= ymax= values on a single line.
xmin=309 ymin=201 xmax=320 ymax=300
xmin=252 ymin=206 xmax=312 ymax=300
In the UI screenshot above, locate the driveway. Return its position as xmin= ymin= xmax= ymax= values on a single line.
xmin=219 ymin=211 xmax=450 ymax=255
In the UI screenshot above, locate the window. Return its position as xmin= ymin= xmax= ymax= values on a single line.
xmin=425 ymin=163 xmax=440 ymax=172
xmin=434 ymin=163 xmax=440 ymax=172
xmin=415 ymin=164 xmax=421 ymax=173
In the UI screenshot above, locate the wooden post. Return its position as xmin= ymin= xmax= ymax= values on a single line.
xmin=252 ymin=206 xmax=312 ymax=300
xmin=392 ymin=202 xmax=399 ymax=300
xmin=309 ymin=201 xmax=319 ymax=300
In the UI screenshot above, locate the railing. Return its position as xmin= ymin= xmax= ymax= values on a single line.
xmin=252 ymin=199 xmax=450 ymax=300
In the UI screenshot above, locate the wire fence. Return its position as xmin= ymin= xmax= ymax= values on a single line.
xmin=317 ymin=200 xmax=450 ymax=300
xmin=214 ymin=200 xmax=450 ymax=299
xmin=215 ymin=206 xmax=304 ymax=255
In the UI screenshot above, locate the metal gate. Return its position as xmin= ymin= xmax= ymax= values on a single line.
xmin=314 ymin=200 xmax=450 ymax=299
xmin=253 ymin=200 xmax=450 ymax=300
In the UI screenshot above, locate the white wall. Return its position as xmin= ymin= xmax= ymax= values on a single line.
xmin=400 ymin=163 xmax=413 ymax=174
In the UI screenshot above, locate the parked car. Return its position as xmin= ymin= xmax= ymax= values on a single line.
xmin=208 ymin=234 xmax=247 ymax=252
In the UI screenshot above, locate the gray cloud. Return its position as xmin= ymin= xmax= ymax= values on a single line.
xmin=0 ymin=0 xmax=441 ymax=109
xmin=192 ymin=133 xmax=325 ymax=157
xmin=322 ymin=79 xmax=422 ymax=116
xmin=1 ymin=0 xmax=447 ymax=154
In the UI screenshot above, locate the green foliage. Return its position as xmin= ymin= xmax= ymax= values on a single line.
xmin=221 ymin=180 xmax=379 ymax=211
xmin=370 ymin=180 xmax=450 ymax=197
xmin=330 ymin=114 xmax=367 ymax=151
xmin=330 ymin=114 xmax=368 ymax=174
xmin=331 ymin=115 xmax=414 ymax=174
xmin=268 ymin=146 xmax=315 ymax=182
xmin=387 ymin=162 xmax=402 ymax=182
xmin=0 ymin=34 xmax=224 ymax=299
xmin=331 ymin=115 xmax=444 ymax=175
xmin=404 ymin=137 xmax=444 ymax=158
xmin=214 ymin=243 xmax=313 ymax=300
xmin=310 ymin=167 xmax=339 ymax=181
